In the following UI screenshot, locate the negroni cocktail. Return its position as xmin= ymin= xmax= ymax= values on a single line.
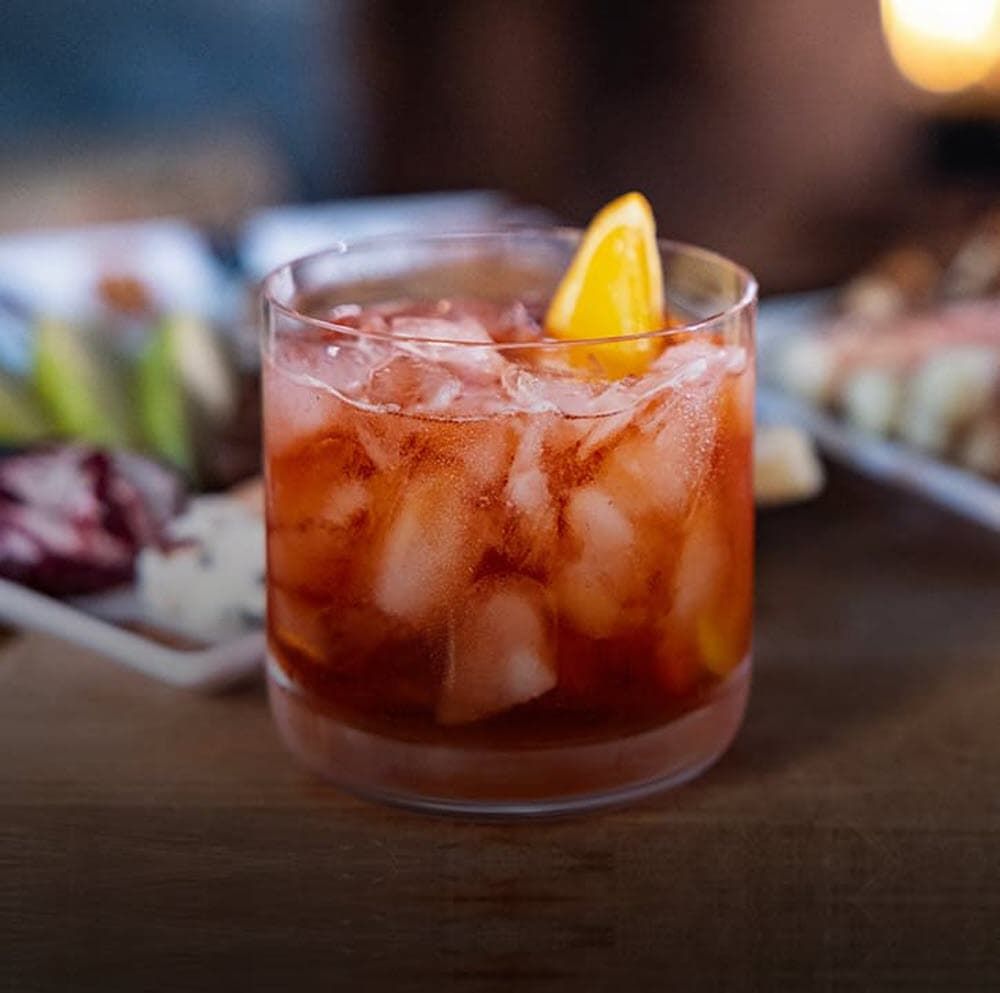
xmin=262 ymin=197 xmax=756 ymax=815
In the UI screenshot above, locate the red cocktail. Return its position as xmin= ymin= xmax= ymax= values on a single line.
xmin=262 ymin=226 xmax=755 ymax=815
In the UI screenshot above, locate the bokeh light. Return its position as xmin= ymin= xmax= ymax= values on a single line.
xmin=881 ymin=0 xmax=1000 ymax=94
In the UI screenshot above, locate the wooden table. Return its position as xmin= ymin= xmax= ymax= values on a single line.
xmin=3 ymin=467 xmax=999 ymax=992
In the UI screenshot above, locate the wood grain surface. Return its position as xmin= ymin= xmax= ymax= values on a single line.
xmin=3 ymin=467 xmax=999 ymax=992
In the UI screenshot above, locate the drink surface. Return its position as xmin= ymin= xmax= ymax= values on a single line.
xmin=264 ymin=298 xmax=753 ymax=747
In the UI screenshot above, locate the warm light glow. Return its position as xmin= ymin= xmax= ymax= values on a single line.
xmin=881 ymin=0 xmax=1000 ymax=93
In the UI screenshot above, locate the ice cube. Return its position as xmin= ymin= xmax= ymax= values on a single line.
xmin=565 ymin=485 xmax=633 ymax=558
xmin=554 ymin=485 xmax=644 ymax=638
xmin=268 ymin=327 xmax=398 ymax=419
xmin=320 ymin=336 xmax=395 ymax=400
xmin=351 ymin=415 xmax=399 ymax=472
xmin=391 ymin=315 xmax=494 ymax=344
xmin=361 ymin=401 xmax=513 ymax=490
xmin=447 ymin=299 xmax=539 ymax=344
xmin=725 ymin=356 xmax=755 ymax=439
xmin=504 ymin=419 xmax=550 ymax=516
xmin=263 ymin=355 xmax=344 ymax=455
xmin=326 ymin=303 xmax=363 ymax=322
xmin=599 ymin=370 xmax=721 ymax=520
xmin=367 ymin=354 xmax=462 ymax=413
xmin=671 ymin=505 xmax=727 ymax=624
xmin=267 ymin=452 xmax=371 ymax=597
xmin=598 ymin=434 xmax=681 ymax=521
xmin=640 ymin=340 xmax=730 ymax=419
xmin=373 ymin=474 xmax=487 ymax=624
xmin=574 ymin=409 xmax=635 ymax=461
xmin=437 ymin=576 xmax=557 ymax=725
xmin=501 ymin=365 xmax=559 ymax=414
xmin=269 ymin=434 xmax=374 ymax=531
xmin=657 ymin=498 xmax=749 ymax=685
xmin=318 ymin=480 xmax=368 ymax=528
xmin=721 ymin=345 xmax=750 ymax=377
xmin=506 ymin=462 xmax=548 ymax=517
xmin=389 ymin=313 xmax=509 ymax=389
xmin=455 ymin=418 xmax=516 ymax=489
xmin=321 ymin=303 xmax=390 ymax=338
xmin=502 ymin=418 xmax=558 ymax=571
xmin=418 ymin=375 xmax=463 ymax=412
xmin=501 ymin=363 xmax=637 ymax=418
xmin=655 ymin=509 xmax=726 ymax=696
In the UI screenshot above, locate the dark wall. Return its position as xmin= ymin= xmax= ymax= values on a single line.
xmin=362 ymin=0 xmax=922 ymax=291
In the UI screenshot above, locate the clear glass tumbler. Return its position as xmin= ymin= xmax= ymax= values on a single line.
xmin=261 ymin=230 xmax=756 ymax=817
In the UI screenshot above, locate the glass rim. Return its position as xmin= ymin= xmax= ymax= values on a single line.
xmin=261 ymin=227 xmax=758 ymax=351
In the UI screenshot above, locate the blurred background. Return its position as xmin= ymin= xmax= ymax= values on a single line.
xmin=3 ymin=0 xmax=1000 ymax=291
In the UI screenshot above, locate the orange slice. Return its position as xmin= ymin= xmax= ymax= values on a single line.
xmin=545 ymin=192 xmax=665 ymax=378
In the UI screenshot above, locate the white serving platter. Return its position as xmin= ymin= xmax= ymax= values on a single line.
xmin=0 ymin=576 xmax=264 ymax=691
xmin=758 ymin=293 xmax=1000 ymax=532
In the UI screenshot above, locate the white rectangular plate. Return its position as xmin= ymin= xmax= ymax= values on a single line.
xmin=0 ymin=576 xmax=264 ymax=691
xmin=758 ymin=293 xmax=1000 ymax=532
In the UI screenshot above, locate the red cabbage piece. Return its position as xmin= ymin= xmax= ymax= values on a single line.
xmin=0 ymin=445 xmax=185 ymax=595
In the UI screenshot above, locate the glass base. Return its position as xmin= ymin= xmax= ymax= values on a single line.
xmin=267 ymin=656 xmax=750 ymax=819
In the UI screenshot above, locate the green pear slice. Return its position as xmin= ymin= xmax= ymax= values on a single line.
xmin=167 ymin=314 xmax=238 ymax=426
xmin=33 ymin=319 xmax=134 ymax=447
xmin=0 ymin=370 xmax=52 ymax=445
xmin=135 ymin=319 xmax=195 ymax=474
xmin=136 ymin=316 xmax=238 ymax=479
